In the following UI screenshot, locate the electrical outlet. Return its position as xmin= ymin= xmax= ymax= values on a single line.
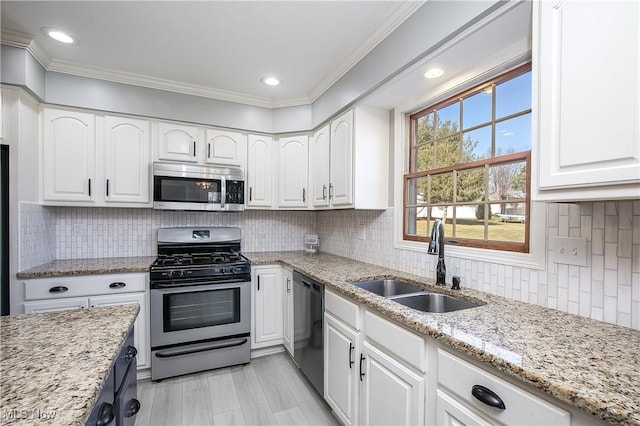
xmin=551 ymin=236 xmax=587 ymax=266
xmin=359 ymin=224 xmax=366 ymax=241
xmin=73 ymin=223 xmax=84 ymax=237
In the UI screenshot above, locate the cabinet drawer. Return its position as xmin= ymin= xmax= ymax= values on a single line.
xmin=325 ymin=290 xmax=360 ymax=330
xmin=438 ymin=349 xmax=570 ymax=425
xmin=364 ymin=310 xmax=425 ymax=372
xmin=24 ymin=273 xmax=146 ymax=300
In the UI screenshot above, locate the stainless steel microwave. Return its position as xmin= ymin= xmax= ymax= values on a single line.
xmin=153 ymin=162 xmax=245 ymax=211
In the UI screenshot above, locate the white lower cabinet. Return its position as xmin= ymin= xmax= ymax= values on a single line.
xmin=436 ymin=389 xmax=493 ymax=426
xmin=324 ymin=312 xmax=359 ymax=425
xmin=360 ymin=341 xmax=425 ymax=425
xmin=22 ymin=273 xmax=150 ymax=370
xmin=251 ymin=265 xmax=284 ymax=348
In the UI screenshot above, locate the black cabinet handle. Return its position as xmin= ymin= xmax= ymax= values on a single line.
xmin=49 ymin=286 xmax=68 ymax=294
xmin=125 ymin=345 xmax=137 ymax=361
xmin=359 ymin=353 xmax=365 ymax=381
xmin=125 ymin=399 xmax=141 ymax=418
xmin=193 ymin=141 xmax=197 ymax=157
xmin=88 ymin=178 xmax=92 ymax=197
xmin=471 ymin=384 xmax=506 ymax=410
xmin=348 ymin=342 xmax=354 ymax=368
xmin=249 ymin=187 xmax=253 ymax=202
xmin=302 ymin=188 xmax=306 ymax=203
xmin=208 ymin=143 xmax=211 ymax=158
xmin=106 ymin=179 xmax=109 ymax=197
xmin=257 ymin=275 xmax=260 ymax=291
xmin=329 ymin=183 xmax=334 ymax=200
xmin=96 ymin=402 xmax=115 ymax=425
xmin=109 ymin=282 xmax=126 ymax=289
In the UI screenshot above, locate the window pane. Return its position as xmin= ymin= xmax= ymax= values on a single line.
xmin=489 ymin=202 xmax=526 ymax=242
xmin=451 ymin=205 xmax=487 ymax=240
xmin=496 ymin=113 xmax=531 ymax=154
xmin=435 ymin=102 xmax=460 ymax=136
xmin=413 ymin=143 xmax=434 ymax=172
xmin=406 ymin=177 xmax=429 ymax=205
xmin=435 ymin=134 xmax=461 ymax=168
xmin=430 ymin=173 xmax=453 ymax=204
xmin=489 ymin=161 xmax=527 ymax=200
xmin=462 ymin=91 xmax=492 ymax=129
xmin=405 ymin=207 xmax=430 ymax=237
xmin=456 ymin=167 xmax=485 ymax=202
xmin=463 ymin=125 xmax=491 ymax=160
xmin=415 ymin=112 xmax=435 ymax=145
xmin=496 ymin=71 xmax=531 ymax=119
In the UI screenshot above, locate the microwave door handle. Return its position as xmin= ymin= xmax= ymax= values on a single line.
xmin=221 ymin=177 xmax=226 ymax=208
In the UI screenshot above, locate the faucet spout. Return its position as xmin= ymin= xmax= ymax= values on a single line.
xmin=427 ymin=219 xmax=446 ymax=286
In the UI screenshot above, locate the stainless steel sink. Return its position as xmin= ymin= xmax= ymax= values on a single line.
xmin=389 ymin=293 xmax=479 ymax=313
xmin=353 ymin=279 xmax=424 ymax=297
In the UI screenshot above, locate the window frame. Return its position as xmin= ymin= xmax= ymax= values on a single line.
xmin=402 ymin=63 xmax=532 ymax=253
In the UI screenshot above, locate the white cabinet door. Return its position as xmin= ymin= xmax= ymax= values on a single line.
xmin=310 ymin=125 xmax=331 ymax=207
xmin=278 ymin=135 xmax=309 ymax=208
xmin=42 ymin=108 xmax=96 ymax=203
xmin=24 ymin=297 xmax=89 ymax=313
xmin=157 ymin=122 xmax=199 ymax=163
xmin=282 ymin=269 xmax=294 ymax=355
xmin=330 ymin=110 xmax=354 ymax=207
xmin=104 ymin=116 xmax=151 ymax=205
xmin=252 ymin=266 xmax=283 ymax=347
xmin=436 ymin=390 xmax=492 ymax=426
xmin=205 ymin=129 xmax=247 ymax=168
xmin=89 ymin=292 xmax=149 ymax=369
xmin=360 ymin=341 xmax=425 ymax=426
xmin=247 ymin=134 xmax=275 ymax=208
xmin=534 ymin=0 xmax=640 ymax=198
xmin=324 ymin=313 xmax=359 ymax=426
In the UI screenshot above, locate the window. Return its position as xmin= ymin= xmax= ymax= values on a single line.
xmin=403 ymin=64 xmax=532 ymax=253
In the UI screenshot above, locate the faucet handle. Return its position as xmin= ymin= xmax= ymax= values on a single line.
xmin=451 ymin=276 xmax=461 ymax=290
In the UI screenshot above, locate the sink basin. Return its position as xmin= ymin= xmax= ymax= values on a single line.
xmin=353 ymin=279 xmax=424 ymax=297
xmin=390 ymin=293 xmax=479 ymax=313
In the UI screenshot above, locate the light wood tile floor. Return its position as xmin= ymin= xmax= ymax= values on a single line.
xmin=135 ymin=352 xmax=339 ymax=426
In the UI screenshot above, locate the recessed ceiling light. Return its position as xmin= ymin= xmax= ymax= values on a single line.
xmin=41 ymin=27 xmax=76 ymax=44
xmin=261 ymin=76 xmax=280 ymax=87
xmin=424 ymin=67 xmax=444 ymax=79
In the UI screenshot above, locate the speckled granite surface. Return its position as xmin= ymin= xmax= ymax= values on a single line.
xmin=0 ymin=304 xmax=139 ymax=425
xmin=246 ymin=251 xmax=640 ymax=425
xmin=16 ymin=256 xmax=156 ymax=279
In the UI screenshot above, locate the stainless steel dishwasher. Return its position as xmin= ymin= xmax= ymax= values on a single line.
xmin=292 ymin=271 xmax=324 ymax=397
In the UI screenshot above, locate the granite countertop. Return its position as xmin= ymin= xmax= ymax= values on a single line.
xmin=245 ymin=251 xmax=640 ymax=425
xmin=0 ymin=304 xmax=139 ymax=425
xmin=15 ymin=252 xmax=640 ymax=424
xmin=16 ymin=256 xmax=157 ymax=279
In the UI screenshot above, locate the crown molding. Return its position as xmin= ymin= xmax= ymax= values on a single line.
xmin=307 ymin=1 xmax=425 ymax=102
xmin=0 ymin=29 xmax=52 ymax=69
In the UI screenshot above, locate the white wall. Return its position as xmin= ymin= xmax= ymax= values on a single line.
xmin=317 ymin=201 xmax=640 ymax=331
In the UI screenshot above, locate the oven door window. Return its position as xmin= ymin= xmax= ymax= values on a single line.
xmin=154 ymin=176 xmax=222 ymax=204
xmin=163 ymin=288 xmax=240 ymax=332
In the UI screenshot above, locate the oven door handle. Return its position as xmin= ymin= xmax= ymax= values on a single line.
xmin=154 ymin=338 xmax=248 ymax=358
xmin=151 ymin=277 xmax=250 ymax=289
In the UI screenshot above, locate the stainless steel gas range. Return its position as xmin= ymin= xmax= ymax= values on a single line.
xmin=149 ymin=227 xmax=251 ymax=381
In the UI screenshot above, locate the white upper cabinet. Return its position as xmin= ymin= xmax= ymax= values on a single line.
xmin=277 ymin=135 xmax=309 ymax=208
xmin=247 ymin=134 xmax=275 ymax=208
xmin=103 ymin=116 xmax=151 ymax=204
xmin=310 ymin=124 xmax=331 ymax=207
xmin=157 ymin=122 xmax=200 ymax=163
xmin=42 ymin=108 xmax=96 ymax=203
xmin=533 ymin=0 xmax=640 ymax=200
xmin=205 ymin=128 xmax=247 ymax=168
xmin=42 ymin=107 xmax=152 ymax=207
xmin=330 ymin=110 xmax=354 ymax=207
xmin=310 ymin=107 xmax=389 ymax=210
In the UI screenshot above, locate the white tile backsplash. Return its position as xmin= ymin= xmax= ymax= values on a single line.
xmin=18 ymin=199 xmax=640 ymax=330
xmin=317 ymin=200 xmax=640 ymax=331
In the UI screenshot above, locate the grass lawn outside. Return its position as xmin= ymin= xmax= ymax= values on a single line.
xmin=415 ymin=217 xmax=525 ymax=243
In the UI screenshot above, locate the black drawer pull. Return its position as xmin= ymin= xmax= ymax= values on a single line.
xmin=359 ymin=354 xmax=365 ymax=381
xmin=96 ymin=402 xmax=115 ymax=425
xmin=109 ymin=282 xmax=126 ymax=289
xmin=348 ymin=342 xmax=354 ymax=368
xmin=125 ymin=399 xmax=141 ymax=418
xmin=471 ymin=384 xmax=506 ymax=410
xmin=49 ymin=286 xmax=69 ymax=293
xmin=125 ymin=345 xmax=137 ymax=361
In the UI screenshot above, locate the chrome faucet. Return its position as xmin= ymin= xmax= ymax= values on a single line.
xmin=427 ymin=219 xmax=446 ymax=286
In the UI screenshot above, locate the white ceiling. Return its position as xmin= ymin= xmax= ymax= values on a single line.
xmin=1 ymin=1 xmax=423 ymax=108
